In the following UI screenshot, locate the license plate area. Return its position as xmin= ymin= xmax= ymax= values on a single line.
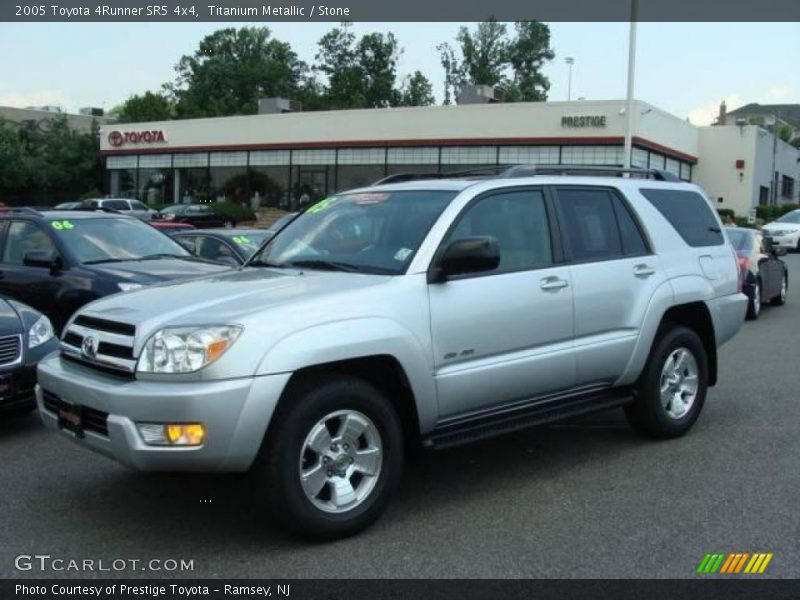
xmin=58 ymin=401 xmax=84 ymax=438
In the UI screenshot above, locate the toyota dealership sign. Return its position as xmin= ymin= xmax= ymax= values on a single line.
xmin=108 ymin=129 xmax=167 ymax=147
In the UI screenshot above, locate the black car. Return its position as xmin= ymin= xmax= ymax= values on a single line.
xmin=0 ymin=209 xmax=230 ymax=332
xmin=158 ymin=204 xmax=235 ymax=228
xmin=727 ymin=227 xmax=788 ymax=320
xmin=0 ymin=296 xmax=59 ymax=414
xmin=172 ymin=228 xmax=274 ymax=265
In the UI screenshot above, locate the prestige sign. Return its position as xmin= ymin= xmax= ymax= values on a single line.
xmin=108 ymin=129 xmax=167 ymax=147
xmin=561 ymin=115 xmax=607 ymax=128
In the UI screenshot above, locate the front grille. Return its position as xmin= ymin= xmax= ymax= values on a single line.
xmin=61 ymin=314 xmax=137 ymax=376
xmin=0 ymin=335 xmax=22 ymax=366
xmin=41 ymin=389 xmax=109 ymax=437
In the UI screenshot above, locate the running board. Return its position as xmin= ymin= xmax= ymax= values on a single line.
xmin=424 ymin=388 xmax=634 ymax=449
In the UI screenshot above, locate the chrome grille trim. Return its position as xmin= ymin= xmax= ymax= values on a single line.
xmin=61 ymin=315 xmax=137 ymax=374
xmin=0 ymin=334 xmax=23 ymax=367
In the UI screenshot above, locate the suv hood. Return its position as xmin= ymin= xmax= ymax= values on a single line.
xmin=763 ymin=222 xmax=800 ymax=233
xmin=78 ymin=267 xmax=391 ymax=332
xmin=83 ymin=257 xmax=230 ymax=283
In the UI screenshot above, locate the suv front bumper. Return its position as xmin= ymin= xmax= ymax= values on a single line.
xmin=36 ymin=355 xmax=291 ymax=472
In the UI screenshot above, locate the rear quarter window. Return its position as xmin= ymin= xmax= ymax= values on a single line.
xmin=640 ymin=188 xmax=724 ymax=247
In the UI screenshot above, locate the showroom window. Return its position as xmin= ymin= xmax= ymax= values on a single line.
xmin=631 ymin=147 xmax=649 ymax=169
xmin=250 ymin=166 xmax=291 ymax=209
xmin=499 ymin=146 xmax=560 ymax=165
xmin=388 ymin=147 xmax=439 ymax=165
xmin=440 ymin=146 xmax=498 ymax=165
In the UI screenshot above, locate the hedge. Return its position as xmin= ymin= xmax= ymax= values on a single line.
xmin=756 ymin=204 xmax=799 ymax=222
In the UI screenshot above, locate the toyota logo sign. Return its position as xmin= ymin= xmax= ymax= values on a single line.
xmin=107 ymin=129 xmax=166 ymax=147
xmin=81 ymin=334 xmax=99 ymax=360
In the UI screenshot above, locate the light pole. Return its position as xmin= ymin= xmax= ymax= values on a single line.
xmin=565 ymin=57 xmax=575 ymax=101
xmin=622 ymin=0 xmax=638 ymax=169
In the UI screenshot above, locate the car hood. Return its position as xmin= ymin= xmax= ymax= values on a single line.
xmin=763 ymin=222 xmax=800 ymax=233
xmin=0 ymin=298 xmax=24 ymax=335
xmin=83 ymin=257 xmax=231 ymax=283
xmin=78 ymin=267 xmax=392 ymax=332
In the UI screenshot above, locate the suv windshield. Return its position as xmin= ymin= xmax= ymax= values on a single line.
xmin=251 ymin=190 xmax=457 ymax=274
xmin=50 ymin=217 xmax=190 ymax=263
xmin=775 ymin=211 xmax=800 ymax=224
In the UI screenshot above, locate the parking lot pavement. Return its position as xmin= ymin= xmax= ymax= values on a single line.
xmin=2 ymin=257 xmax=799 ymax=580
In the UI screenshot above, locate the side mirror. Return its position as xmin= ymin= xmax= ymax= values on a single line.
xmin=429 ymin=236 xmax=500 ymax=283
xmin=23 ymin=251 xmax=61 ymax=272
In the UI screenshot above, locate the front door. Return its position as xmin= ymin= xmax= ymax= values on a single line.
xmin=428 ymin=188 xmax=576 ymax=419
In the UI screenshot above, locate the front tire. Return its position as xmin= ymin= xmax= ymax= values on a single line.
xmin=626 ymin=326 xmax=708 ymax=439
xmin=254 ymin=376 xmax=403 ymax=540
xmin=771 ymin=273 xmax=787 ymax=306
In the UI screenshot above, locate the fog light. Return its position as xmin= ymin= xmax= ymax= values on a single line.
xmin=137 ymin=423 xmax=205 ymax=446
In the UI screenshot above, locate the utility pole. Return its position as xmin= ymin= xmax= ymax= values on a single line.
xmin=565 ymin=57 xmax=575 ymax=101
xmin=623 ymin=0 xmax=638 ymax=169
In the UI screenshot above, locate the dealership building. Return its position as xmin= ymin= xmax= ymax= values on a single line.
xmin=99 ymin=98 xmax=800 ymax=216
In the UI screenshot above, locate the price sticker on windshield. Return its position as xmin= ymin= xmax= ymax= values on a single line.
xmin=50 ymin=220 xmax=75 ymax=230
xmin=232 ymin=235 xmax=252 ymax=245
xmin=307 ymin=197 xmax=338 ymax=214
xmin=351 ymin=192 xmax=390 ymax=206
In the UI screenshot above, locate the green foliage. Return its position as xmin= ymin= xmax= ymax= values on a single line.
xmin=112 ymin=91 xmax=174 ymax=123
xmin=716 ymin=208 xmax=735 ymax=219
xmin=169 ymin=27 xmax=308 ymax=118
xmin=438 ymin=19 xmax=554 ymax=104
xmin=399 ymin=71 xmax=435 ymax=107
xmin=212 ymin=201 xmax=255 ymax=222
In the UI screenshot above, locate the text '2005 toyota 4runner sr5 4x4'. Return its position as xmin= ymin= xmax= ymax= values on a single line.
xmin=37 ymin=165 xmax=747 ymax=539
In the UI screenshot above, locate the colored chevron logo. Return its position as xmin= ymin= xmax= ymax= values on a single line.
xmin=696 ymin=552 xmax=773 ymax=574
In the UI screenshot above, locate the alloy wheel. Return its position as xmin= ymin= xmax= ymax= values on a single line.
xmin=659 ymin=347 xmax=699 ymax=420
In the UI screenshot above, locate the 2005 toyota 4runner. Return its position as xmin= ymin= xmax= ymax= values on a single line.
xmin=37 ymin=166 xmax=747 ymax=539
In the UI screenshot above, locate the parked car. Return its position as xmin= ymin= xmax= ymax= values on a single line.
xmin=0 ymin=296 xmax=59 ymax=415
xmin=150 ymin=221 xmax=196 ymax=234
xmin=0 ymin=208 xmax=230 ymax=333
xmin=173 ymin=228 xmax=273 ymax=265
xmin=158 ymin=204 xmax=235 ymax=228
xmin=84 ymin=198 xmax=159 ymax=221
xmin=726 ymin=227 xmax=788 ymax=319
xmin=762 ymin=209 xmax=800 ymax=251
xmin=37 ymin=166 xmax=746 ymax=539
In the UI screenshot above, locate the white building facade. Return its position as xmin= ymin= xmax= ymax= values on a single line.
xmin=99 ymin=99 xmax=799 ymax=216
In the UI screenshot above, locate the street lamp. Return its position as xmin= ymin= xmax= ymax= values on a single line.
xmin=565 ymin=57 xmax=575 ymax=101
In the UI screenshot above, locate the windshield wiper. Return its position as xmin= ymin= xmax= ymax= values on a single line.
xmin=248 ymin=259 xmax=290 ymax=269
xmin=286 ymin=259 xmax=362 ymax=272
xmin=138 ymin=253 xmax=188 ymax=260
xmin=83 ymin=258 xmax=134 ymax=265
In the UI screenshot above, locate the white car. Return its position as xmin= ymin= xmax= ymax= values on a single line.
xmin=85 ymin=198 xmax=159 ymax=221
xmin=762 ymin=209 xmax=800 ymax=251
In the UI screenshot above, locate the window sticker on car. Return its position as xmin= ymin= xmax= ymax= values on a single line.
xmin=394 ymin=247 xmax=413 ymax=261
xmin=352 ymin=192 xmax=391 ymax=205
xmin=232 ymin=235 xmax=251 ymax=245
xmin=50 ymin=220 xmax=75 ymax=230
xmin=307 ymin=197 xmax=338 ymax=214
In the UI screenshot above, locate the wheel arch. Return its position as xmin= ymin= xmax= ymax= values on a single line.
xmin=656 ymin=302 xmax=718 ymax=387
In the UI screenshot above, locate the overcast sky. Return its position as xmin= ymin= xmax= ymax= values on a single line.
xmin=0 ymin=22 xmax=797 ymax=125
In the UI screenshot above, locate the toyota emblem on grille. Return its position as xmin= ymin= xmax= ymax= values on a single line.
xmin=81 ymin=335 xmax=99 ymax=359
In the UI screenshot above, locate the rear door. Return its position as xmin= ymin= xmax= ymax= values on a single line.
xmin=428 ymin=187 xmax=576 ymax=418
xmin=554 ymin=186 xmax=666 ymax=386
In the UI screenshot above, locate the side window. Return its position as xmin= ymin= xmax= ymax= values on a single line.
xmin=640 ymin=188 xmax=724 ymax=247
xmin=106 ymin=200 xmax=130 ymax=211
xmin=556 ymin=188 xmax=623 ymax=262
xmin=195 ymin=236 xmax=234 ymax=261
xmin=130 ymin=200 xmax=147 ymax=210
xmin=444 ymin=190 xmax=552 ymax=274
xmin=2 ymin=221 xmax=58 ymax=265
xmin=175 ymin=236 xmax=197 ymax=254
xmin=612 ymin=195 xmax=649 ymax=256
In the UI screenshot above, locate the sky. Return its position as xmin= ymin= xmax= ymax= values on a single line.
xmin=0 ymin=21 xmax=797 ymax=125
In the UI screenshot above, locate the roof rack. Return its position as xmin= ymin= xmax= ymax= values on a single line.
xmin=372 ymin=164 xmax=683 ymax=186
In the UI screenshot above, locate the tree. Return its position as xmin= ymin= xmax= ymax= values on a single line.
xmin=112 ymin=91 xmax=174 ymax=123
xmin=399 ymin=71 xmax=435 ymax=107
xmin=438 ymin=20 xmax=554 ymax=104
xmin=314 ymin=25 xmax=403 ymax=109
xmin=0 ymin=120 xmax=32 ymax=192
xmin=169 ymin=27 xmax=307 ymax=118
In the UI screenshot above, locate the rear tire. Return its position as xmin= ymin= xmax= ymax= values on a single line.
xmin=253 ymin=375 xmax=403 ymax=540
xmin=771 ymin=273 xmax=787 ymax=306
xmin=745 ymin=280 xmax=761 ymax=320
xmin=626 ymin=326 xmax=708 ymax=439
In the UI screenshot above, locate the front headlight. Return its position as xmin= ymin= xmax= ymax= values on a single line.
xmin=118 ymin=282 xmax=144 ymax=292
xmin=136 ymin=325 xmax=242 ymax=373
xmin=28 ymin=315 xmax=54 ymax=349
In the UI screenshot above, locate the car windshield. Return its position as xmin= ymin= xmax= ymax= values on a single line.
xmin=50 ymin=217 xmax=190 ymax=263
xmin=250 ymin=190 xmax=457 ymax=274
xmin=726 ymin=229 xmax=752 ymax=252
xmin=160 ymin=205 xmax=184 ymax=213
xmin=225 ymin=231 xmax=271 ymax=255
xmin=775 ymin=211 xmax=800 ymax=224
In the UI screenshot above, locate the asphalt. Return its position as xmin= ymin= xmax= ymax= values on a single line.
xmin=2 ymin=256 xmax=799 ymax=579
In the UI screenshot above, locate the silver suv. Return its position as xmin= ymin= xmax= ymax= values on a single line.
xmin=36 ymin=166 xmax=747 ymax=539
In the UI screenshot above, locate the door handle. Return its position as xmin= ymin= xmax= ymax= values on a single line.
xmin=633 ymin=264 xmax=656 ymax=278
xmin=540 ymin=276 xmax=569 ymax=291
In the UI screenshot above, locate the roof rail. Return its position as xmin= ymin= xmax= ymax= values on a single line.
xmin=371 ymin=164 xmax=685 ymax=186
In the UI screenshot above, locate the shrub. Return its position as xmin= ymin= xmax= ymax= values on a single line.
xmin=756 ymin=203 xmax=799 ymax=222
xmin=213 ymin=201 xmax=255 ymax=223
